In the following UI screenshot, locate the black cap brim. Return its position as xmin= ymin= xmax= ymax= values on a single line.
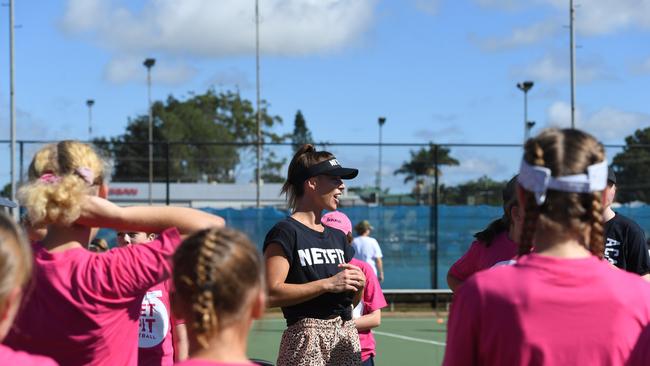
xmin=608 ymin=167 xmax=616 ymax=184
xmin=323 ymin=167 xmax=358 ymax=180
xmin=0 ymin=197 xmax=17 ymax=208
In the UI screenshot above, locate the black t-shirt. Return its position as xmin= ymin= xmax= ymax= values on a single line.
xmin=263 ymin=216 xmax=355 ymax=325
xmin=603 ymin=213 xmax=650 ymax=275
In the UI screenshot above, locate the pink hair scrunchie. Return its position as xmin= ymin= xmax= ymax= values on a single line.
xmin=75 ymin=167 xmax=95 ymax=185
xmin=39 ymin=172 xmax=61 ymax=184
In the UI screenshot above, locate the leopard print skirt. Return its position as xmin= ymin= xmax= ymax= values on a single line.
xmin=277 ymin=317 xmax=362 ymax=366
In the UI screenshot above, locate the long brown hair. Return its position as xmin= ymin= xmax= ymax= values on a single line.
xmin=518 ymin=128 xmax=605 ymax=258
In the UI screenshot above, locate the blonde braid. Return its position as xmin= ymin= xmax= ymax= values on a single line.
xmin=192 ymin=230 xmax=221 ymax=348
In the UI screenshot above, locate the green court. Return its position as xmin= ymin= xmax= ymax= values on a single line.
xmin=247 ymin=316 xmax=448 ymax=365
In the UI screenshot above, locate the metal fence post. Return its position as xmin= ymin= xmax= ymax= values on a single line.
xmin=165 ymin=142 xmax=170 ymax=206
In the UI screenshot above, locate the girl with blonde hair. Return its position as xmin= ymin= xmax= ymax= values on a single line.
xmin=5 ymin=140 xmax=224 ymax=366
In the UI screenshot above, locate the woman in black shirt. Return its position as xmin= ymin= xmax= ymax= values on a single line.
xmin=264 ymin=144 xmax=365 ymax=366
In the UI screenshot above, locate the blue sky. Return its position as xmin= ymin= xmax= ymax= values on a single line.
xmin=1 ymin=0 xmax=649 ymax=191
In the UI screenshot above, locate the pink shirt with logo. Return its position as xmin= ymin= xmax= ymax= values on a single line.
xmin=6 ymin=228 xmax=182 ymax=366
xmin=0 ymin=344 xmax=58 ymax=366
xmin=350 ymin=258 xmax=387 ymax=362
xmin=443 ymin=254 xmax=650 ymax=366
xmin=448 ymin=231 xmax=517 ymax=281
xmin=139 ymin=279 xmax=183 ymax=366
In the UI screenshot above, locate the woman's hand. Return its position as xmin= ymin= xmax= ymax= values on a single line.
xmin=325 ymin=263 xmax=366 ymax=293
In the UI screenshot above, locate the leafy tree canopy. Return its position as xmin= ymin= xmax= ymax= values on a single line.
xmin=94 ymin=89 xmax=284 ymax=183
xmin=611 ymin=127 xmax=650 ymax=203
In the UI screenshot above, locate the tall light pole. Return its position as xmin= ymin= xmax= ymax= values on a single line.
xmin=569 ymin=0 xmax=576 ymax=129
xmin=143 ymin=58 xmax=156 ymax=205
xmin=516 ymin=81 xmax=534 ymax=144
xmin=86 ymin=99 xmax=95 ymax=140
xmin=9 ymin=0 xmax=17 ymax=220
xmin=526 ymin=120 xmax=536 ymax=141
xmin=255 ymin=0 xmax=262 ymax=208
xmin=377 ymin=117 xmax=386 ymax=203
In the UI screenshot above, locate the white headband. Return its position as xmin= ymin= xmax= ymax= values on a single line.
xmin=518 ymin=159 xmax=608 ymax=205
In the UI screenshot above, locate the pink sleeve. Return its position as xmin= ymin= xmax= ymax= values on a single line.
xmin=85 ymin=227 xmax=182 ymax=299
xmin=628 ymin=325 xmax=650 ymax=365
xmin=362 ymin=263 xmax=387 ymax=313
xmin=448 ymin=241 xmax=483 ymax=281
xmin=443 ymin=277 xmax=481 ymax=366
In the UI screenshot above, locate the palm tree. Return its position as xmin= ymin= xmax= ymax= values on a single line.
xmin=394 ymin=143 xmax=459 ymax=183
xmin=394 ymin=143 xmax=459 ymax=205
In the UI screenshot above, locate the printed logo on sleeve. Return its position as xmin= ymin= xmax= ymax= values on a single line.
xmin=138 ymin=290 xmax=170 ymax=348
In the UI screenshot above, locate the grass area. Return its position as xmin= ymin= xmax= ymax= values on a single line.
xmin=247 ymin=314 xmax=448 ymax=365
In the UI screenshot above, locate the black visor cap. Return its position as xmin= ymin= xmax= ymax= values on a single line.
xmin=294 ymin=158 xmax=358 ymax=184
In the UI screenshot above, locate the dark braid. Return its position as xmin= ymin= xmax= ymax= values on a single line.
xmin=588 ymin=189 xmax=605 ymax=258
xmin=519 ymin=128 xmax=607 ymax=257
xmin=519 ymin=140 xmax=545 ymax=256
xmin=173 ymin=227 xmax=263 ymax=349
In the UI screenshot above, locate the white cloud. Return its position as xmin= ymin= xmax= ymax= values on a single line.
xmin=544 ymin=101 xmax=649 ymax=143
xmin=477 ymin=20 xmax=560 ymax=51
xmin=207 ymin=68 xmax=254 ymax=91
xmin=62 ymin=0 xmax=376 ymax=57
xmin=444 ymin=156 xmax=511 ymax=185
xmin=512 ymin=53 xmax=609 ymax=84
xmin=104 ymin=57 xmax=197 ymax=85
xmin=548 ymin=0 xmax=650 ymax=36
xmin=475 ymin=0 xmax=650 ymax=49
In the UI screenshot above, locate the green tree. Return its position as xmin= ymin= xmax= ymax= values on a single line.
xmin=259 ymin=151 xmax=287 ymax=183
xmin=611 ymin=127 xmax=650 ymax=203
xmin=440 ymin=175 xmax=507 ymax=205
xmin=291 ymin=110 xmax=314 ymax=153
xmin=96 ymin=89 xmax=284 ymax=183
xmin=394 ymin=143 xmax=459 ymax=183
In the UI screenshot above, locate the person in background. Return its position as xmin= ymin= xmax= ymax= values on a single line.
xmin=322 ymin=211 xmax=387 ymax=366
xmin=446 ymin=176 xmax=522 ymax=291
xmin=443 ymin=128 xmax=650 ymax=365
xmin=5 ymin=140 xmax=224 ymax=366
xmin=0 ymin=212 xmax=58 ymax=365
xmin=116 ymin=231 xmax=189 ymax=365
xmin=88 ymin=238 xmax=109 ymax=252
xmin=602 ymin=167 xmax=650 ymax=280
xmin=352 ymin=221 xmax=384 ymax=282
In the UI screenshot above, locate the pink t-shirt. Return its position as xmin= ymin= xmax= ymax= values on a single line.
xmin=6 ymin=228 xmax=182 ymax=366
xmin=175 ymin=360 xmax=256 ymax=366
xmin=139 ymin=279 xmax=182 ymax=366
xmin=443 ymin=253 xmax=650 ymax=366
xmin=448 ymin=231 xmax=517 ymax=281
xmin=350 ymin=258 xmax=387 ymax=362
xmin=0 ymin=344 xmax=58 ymax=366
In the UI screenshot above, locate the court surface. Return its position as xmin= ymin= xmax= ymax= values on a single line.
xmin=247 ymin=315 xmax=447 ymax=365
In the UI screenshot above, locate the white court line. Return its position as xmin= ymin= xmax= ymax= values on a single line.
xmin=373 ymin=331 xmax=446 ymax=347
